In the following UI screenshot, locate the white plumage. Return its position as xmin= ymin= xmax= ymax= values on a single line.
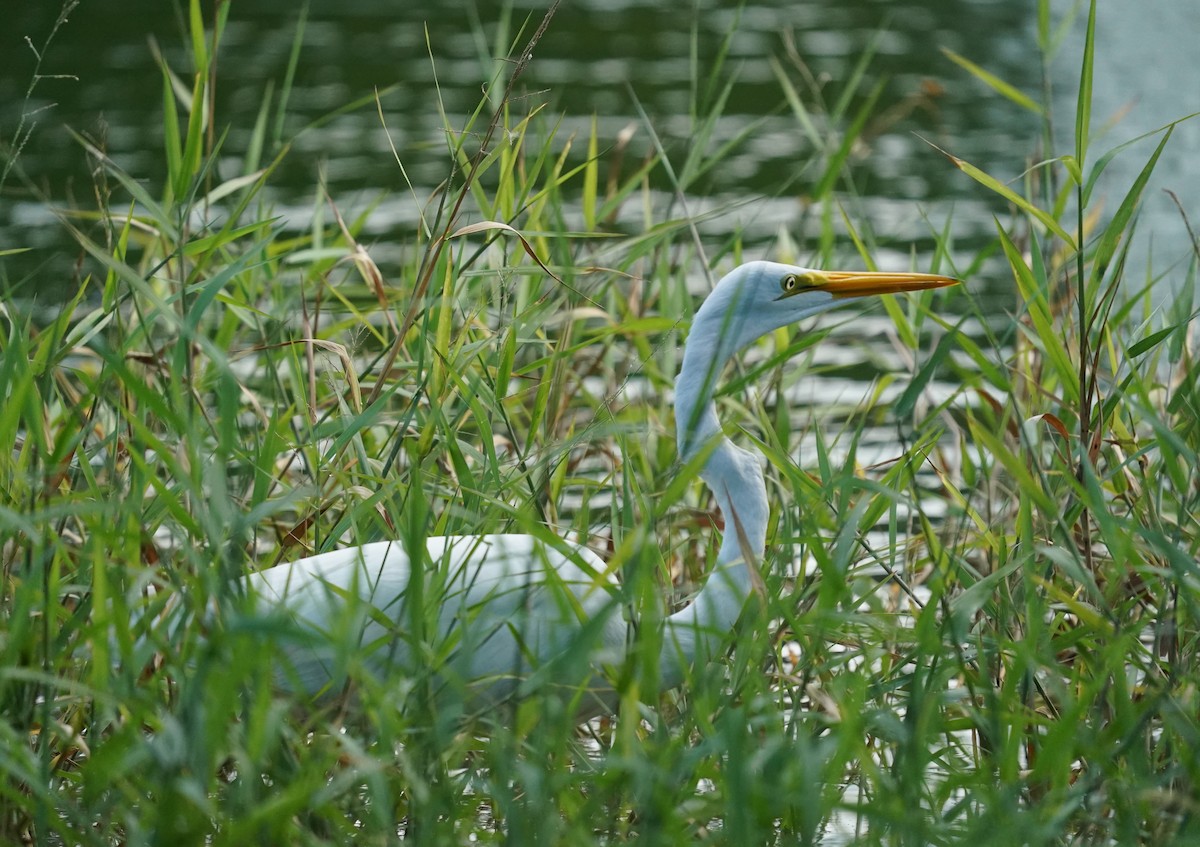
xmin=248 ymin=534 xmax=626 ymax=716
xmin=246 ymin=261 xmax=956 ymax=717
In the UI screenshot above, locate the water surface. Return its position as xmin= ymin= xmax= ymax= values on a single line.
xmin=1 ymin=2 xmax=1194 ymax=302
xmin=2 ymin=0 xmax=1037 ymax=294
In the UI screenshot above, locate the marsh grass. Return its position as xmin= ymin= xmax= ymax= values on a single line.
xmin=2 ymin=0 xmax=1199 ymax=844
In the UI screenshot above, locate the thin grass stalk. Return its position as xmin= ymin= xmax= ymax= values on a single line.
xmin=1073 ymin=0 xmax=1098 ymax=575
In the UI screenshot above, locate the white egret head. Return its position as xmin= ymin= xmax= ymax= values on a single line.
xmin=676 ymin=260 xmax=957 ymax=458
xmin=692 ymin=260 xmax=956 ymax=364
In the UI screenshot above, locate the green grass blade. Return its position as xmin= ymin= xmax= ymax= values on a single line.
xmin=1075 ymin=0 xmax=1096 ymax=166
xmin=941 ymin=47 xmax=1044 ymax=116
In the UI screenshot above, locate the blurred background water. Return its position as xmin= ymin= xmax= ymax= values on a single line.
xmin=0 ymin=0 xmax=1196 ymax=302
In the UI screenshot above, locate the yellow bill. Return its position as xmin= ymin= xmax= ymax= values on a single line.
xmin=812 ymin=270 xmax=959 ymax=298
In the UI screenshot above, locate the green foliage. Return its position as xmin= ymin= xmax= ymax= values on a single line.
xmin=1 ymin=1 xmax=1197 ymax=845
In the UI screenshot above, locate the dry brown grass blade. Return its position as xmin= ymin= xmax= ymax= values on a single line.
xmin=448 ymin=220 xmax=562 ymax=284
xmin=328 ymin=192 xmax=399 ymax=336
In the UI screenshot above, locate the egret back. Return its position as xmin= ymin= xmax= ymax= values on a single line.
xmin=246 ymin=534 xmax=626 ymax=716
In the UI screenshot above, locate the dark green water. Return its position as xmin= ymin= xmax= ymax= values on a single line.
xmin=1 ymin=1 xmax=1196 ymax=297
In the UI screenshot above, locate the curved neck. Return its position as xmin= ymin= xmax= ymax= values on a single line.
xmin=660 ymin=295 xmax=769 ymax=689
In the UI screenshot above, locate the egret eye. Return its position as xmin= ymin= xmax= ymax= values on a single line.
xmin=781 ymin=274 xmax=799 ymax=293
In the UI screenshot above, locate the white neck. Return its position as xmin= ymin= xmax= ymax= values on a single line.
xmin=659 ymin=291 xmax=769 ymax=689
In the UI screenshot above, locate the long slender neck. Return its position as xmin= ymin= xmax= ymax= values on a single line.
xmin=660 ymin=295 xmax=769 ymax=690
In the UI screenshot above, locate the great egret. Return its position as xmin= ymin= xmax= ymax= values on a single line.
xmin=247 ymin=261 xmax=956 ymax=718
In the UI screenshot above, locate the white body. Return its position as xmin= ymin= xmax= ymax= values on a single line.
xmin=248 ymin=534 xmax=627 ymax=716
xmin=243 ymin=262 xmax=954 ymax=718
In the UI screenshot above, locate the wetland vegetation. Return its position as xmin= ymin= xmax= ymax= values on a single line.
xmin=1 ymin=1 xmax=1197 ymax=844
